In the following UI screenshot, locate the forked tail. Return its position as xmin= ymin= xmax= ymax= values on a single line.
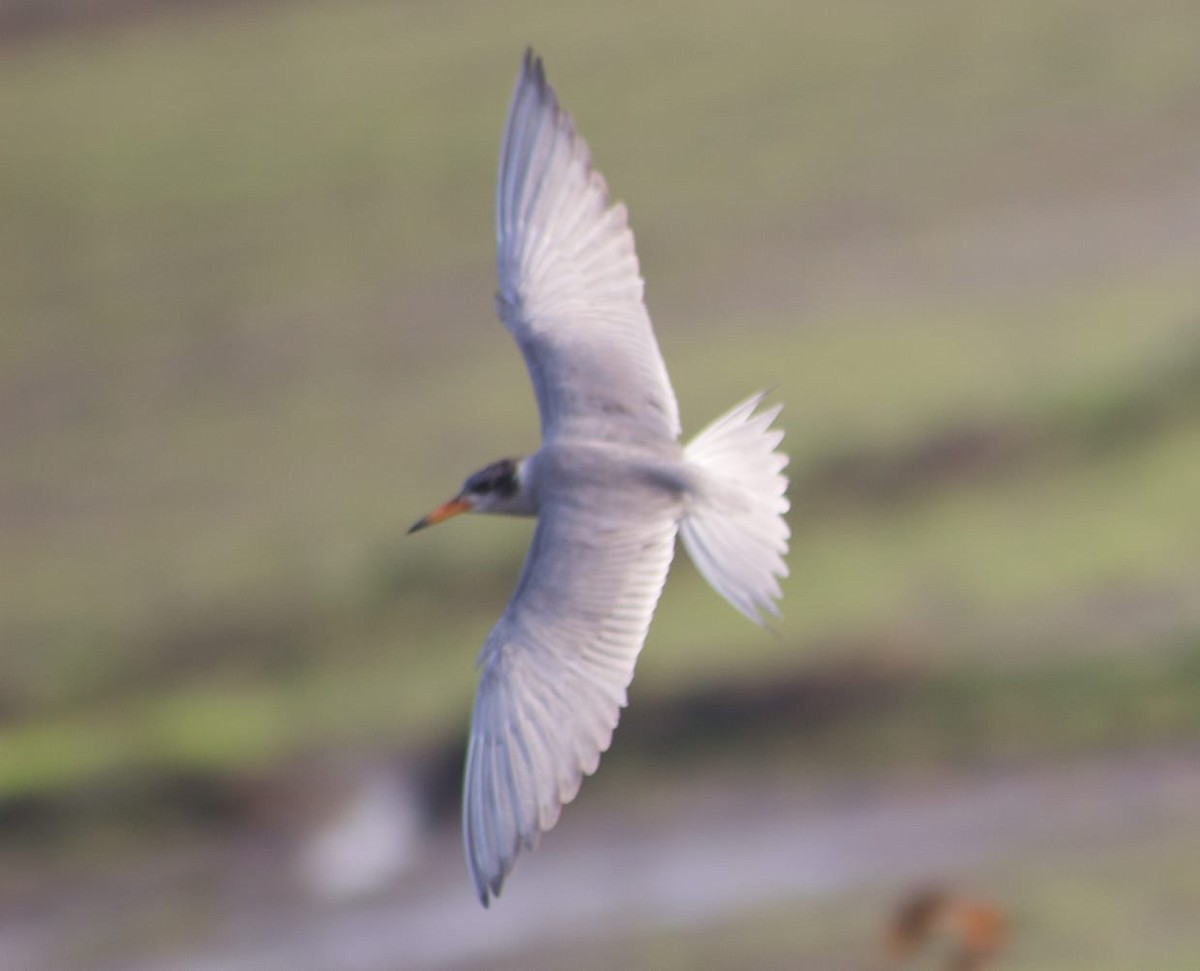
xmin=681 ymin=393 xmax=790 ymax=624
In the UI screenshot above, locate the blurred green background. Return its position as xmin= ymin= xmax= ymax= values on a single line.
xmin=2 ymin=1 xmax=1200 ymax=968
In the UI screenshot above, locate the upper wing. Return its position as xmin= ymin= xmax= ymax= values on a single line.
xmin=463 ymin=489 xmax=680 ymax=905
xmin=495 ymin=50 xmax=681 ymax=447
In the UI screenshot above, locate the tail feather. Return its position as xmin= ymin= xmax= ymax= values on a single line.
xmin=681 ymin=393 xmax=790 ymax=624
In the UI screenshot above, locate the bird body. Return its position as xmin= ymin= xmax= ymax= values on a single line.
xmin=527 ymin=440 xmax=688 ymax=506
xmin=410 ymin=51 xmax=790 ymax=905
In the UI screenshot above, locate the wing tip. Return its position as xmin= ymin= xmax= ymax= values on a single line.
xmin=518 ymin=47 xmax=552 ymax=111
xmin=521 ymin=46 xmax=543 ymax=86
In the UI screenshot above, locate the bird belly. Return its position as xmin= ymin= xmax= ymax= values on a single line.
xmin=529 ymin=441 xmax=691 ymax=512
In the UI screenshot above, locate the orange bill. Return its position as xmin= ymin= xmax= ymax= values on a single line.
xmin=408 ymin=497 xmax=472 ymax=534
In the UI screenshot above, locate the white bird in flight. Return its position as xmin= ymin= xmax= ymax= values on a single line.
xmin=409 ymin=50 xmax=790 ymax=906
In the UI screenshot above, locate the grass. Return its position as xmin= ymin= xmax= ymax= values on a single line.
xmin=2 ymin=0 xmax=1200 ymax=801
xmin=4 ymin=392 xmax=1199 ymax=793
xmin=4 ymin=6 xmax=1200 ymax=968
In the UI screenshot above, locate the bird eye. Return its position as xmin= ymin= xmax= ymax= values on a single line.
xmin=465 ymin=460 xmax=514 ymax=496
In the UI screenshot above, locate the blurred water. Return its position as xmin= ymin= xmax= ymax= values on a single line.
xmin=134 ymin=753 xmax=1200 ymax=971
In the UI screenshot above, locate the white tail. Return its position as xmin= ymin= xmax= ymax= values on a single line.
xmin=681 ymin=393 xmax=790 ymax=624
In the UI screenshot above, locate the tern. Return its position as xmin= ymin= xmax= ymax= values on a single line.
xmin=410 ymin=50 xmax=790 ymax=905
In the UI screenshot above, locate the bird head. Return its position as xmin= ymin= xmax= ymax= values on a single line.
xmin=408 ymin=458 xmax=527 ymax=533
